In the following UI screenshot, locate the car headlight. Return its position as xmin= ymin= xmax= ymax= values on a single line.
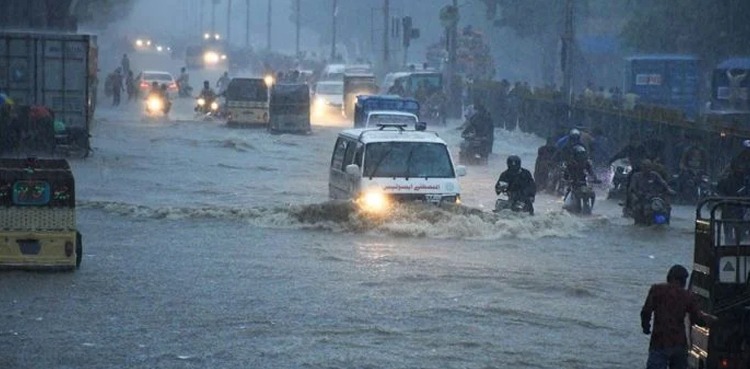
xmin=220 ymin=54 xmax=227 ymax=60
xmin=147 ymin=97 xmax=163 ymax=111
xmin=264 ymin=75 xmax=274 ymax=87
xmin=315 ymin=96 xmax=328 ymax=106
xmin=210 ymin=101 xmax=219 ymax=110
xmin=135 ymin=39 xmax=144 ymax=47
xmin=197 ymin=98 xmax=206 ymax=106
xmin=358 ymin=191 xmax=390 ymax=213
xmin=203 ymin=51 xmax=220 ymax=64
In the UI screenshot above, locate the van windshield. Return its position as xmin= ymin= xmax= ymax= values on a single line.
xmin=226 ymin=79 xmax=268 ymax=101
xmin=364 ymin=142 xmax=454 ymax=178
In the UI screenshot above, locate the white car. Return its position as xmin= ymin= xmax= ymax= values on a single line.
xmin=328 ymin=123 xmax=466 ymax=212
xmin=313 ymin=81 xmax=344 ymax=115
xmin=136 ymin=70 xmax=178 ymax=95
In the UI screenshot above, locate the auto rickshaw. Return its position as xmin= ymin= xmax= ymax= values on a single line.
xmin=0 ymin=158 xmax=82 ymax=270
xmin=268 ymin=83 xmax=311 ymax=134
xmin=353 ymin=95 xmax=420 ymax=128
xmin=224 ymin=77 xmax=270 ymax=127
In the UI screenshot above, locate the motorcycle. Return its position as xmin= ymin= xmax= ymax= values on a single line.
xmin=494 ymin=183 xmax=534 ymax=215
xmin=145 ymin=93 xmax=170 ymax=117
xmin=670 ymin=169 xmax=715 ymax=204
xmin=607 ymin=159 xmax=631 ymax=200
xmin=459 ymin=130 xmax=488 ymax=165
xmin=563 ymin=179 xmax=597 ymax=215
xmin=633 ymin=194 xmax=671 ymax=226
xmin=195 ymin=96 xmax=221 ymax=118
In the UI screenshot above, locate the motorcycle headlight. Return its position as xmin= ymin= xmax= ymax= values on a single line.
xmin=358 ymin=191 xmax=390 ymax=213
xmin=203 ymin=51 xmax=220 ymax=65
xmin=147 ymin=97 xmax=163 ymax=111
xmin=210 ymin=101 xmax=219 ymax=110
xmin=197 ymin=98 xmax=206 ymax=106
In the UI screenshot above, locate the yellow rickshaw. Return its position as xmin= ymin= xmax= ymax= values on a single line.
xmin=225 ymin=78 xmax=270 ymax=127
xmin=0 ymin=158 xmax=82 ymax=270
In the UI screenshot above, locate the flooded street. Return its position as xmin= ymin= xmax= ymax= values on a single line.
xmin=1 ymin=100 xmax=698 ymax=368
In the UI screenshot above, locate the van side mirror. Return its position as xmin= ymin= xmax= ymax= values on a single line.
xmin=345 ymin=164 xmax=361 ymax=177
xmin=455 ymin=165 xmax=467 ymax=177
xmin=415 ymin=121 xmax=427 ymax=131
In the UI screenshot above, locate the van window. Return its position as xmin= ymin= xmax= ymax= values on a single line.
xmin=363 ymin=142 xmax=454 ymax=178
xmin=331 ymin=138 xmax=348 ymax=170
xmin=343 ymin=140 xmax=358 ymax=167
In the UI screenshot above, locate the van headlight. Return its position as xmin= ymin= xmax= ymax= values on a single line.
xmin=197 ymin=98 xmax=206 ymax=106
xmin=358 ymin=191 xmax=390 ymax=213
xmin=210 ymin=101 xmax=219 ymax=110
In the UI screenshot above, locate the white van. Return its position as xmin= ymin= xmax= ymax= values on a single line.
xmin=328 ymin=123 xmax=466 ymax=212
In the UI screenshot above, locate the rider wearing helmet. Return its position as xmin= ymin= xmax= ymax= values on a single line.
xmin=495 ymin=155 xmax=537 ymax=214
xmin=564 ymin=144 xmax=597 ymax=184
xmin=718 ymin=140 xmax=750 ymax=197
xmin=553 ymin=128 xmax=587 ymax=164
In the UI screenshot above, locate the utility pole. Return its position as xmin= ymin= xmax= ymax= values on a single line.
xmin=561 ymin=0 xmax=574 ymax=105
xmin=383 ymin=0 xmax=390 ymax=70
xmin=331 ymin=0 xmax=337 ymax=60
xmin=266 ymin=0 xmax=271 ymax=50
xmin=200 ymin=0 xmax=206 ymax=34
xmin=226 ymin=0 xmax=232 ymax=44
xmin=295 ymin=0 xmax=300 ymax=57
xmin=211 ymin=0 xmax=216 ymax=34
xmin=245 ymin=0 xmax=250 ymax=48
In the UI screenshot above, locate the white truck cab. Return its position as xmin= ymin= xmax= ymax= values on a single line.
xmin=328 ymin=123 xmax=466 ymax=212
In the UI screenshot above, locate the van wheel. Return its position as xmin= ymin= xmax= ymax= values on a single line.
xmin=75 ymin=232 xmax=83 ymax=269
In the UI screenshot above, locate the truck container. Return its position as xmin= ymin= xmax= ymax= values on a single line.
xmin=0 ymin=31 xmax=97 ymax=134
xmin=624 ymin=55 xmax=701 ymax=119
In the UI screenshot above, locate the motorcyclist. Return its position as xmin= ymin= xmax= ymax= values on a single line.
xmin=609 ymin=134 xmax=646 ymax=216
xmin=675 ymin=134 xmax=709 ymax=195
xmin=729 ymin=139 xmax=750 ymax=180
xmin=159 ymin=84 xmax=172 ymax=113
xmin=534 ymin=137 xmax=557 ymax=191
xmin=552 ymin=129 xmax=586 ymax=165
xmin=196 ymin=80 xmax=217 ymax=113
xmin=495 ymin=155 xmax=536 ymax=215
xmin=718 ymin=146 xmax=750 ymax=198
xmin=630 ymin=159 xmax=676 ymax=215
xmin=461 ymin=102 xmax=494 ymax=159
xmin=564 ymin=144 xmax=599 ymax=186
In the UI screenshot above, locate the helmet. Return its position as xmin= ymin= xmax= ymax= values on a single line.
xmin=151 ymin=81 xmax=159 ymax=87
xmin=204 ymin=80 xmax=210 ymax=87
xmin=743 ymin=139 xmax=750 ymax=149
xmin=569 ymin=129 xmax=581 ymax=141
xmin=160 ymin=84 xmax=167 ymax=91
xmin=666 ymin=264 xmax=689 ymax=286
xmin=507 ymin=155 xmax=521 ymax=171
xmin=573 ymin=145 xmax=587 ymax=161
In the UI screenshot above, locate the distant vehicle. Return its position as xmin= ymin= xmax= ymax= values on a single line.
xmin=321 ymin=64 xmax=346 ymax=81
xmin=224 ymin=78 xmax=269 ymax=127
xmin=136 ymin=71 xmax=178 ymax=95
xmin=0 ymin=158 xmax=82 ymax=270
xmin=133 ymin=37 xmax=171 ymax=54
xmin=313 ymin=81 xmax=344 ymax=116
xmin=328 ymin=123 xmax=466 ymax=213
xmin=269 ymin=83 xmax=311 ymax=134
xmin=185 ymin=37 xmax=228 ymax=70
xmin=364 ymin=111 xmax=418 ymax=128
xmin=688 ymin=198 xmax=750 ymax=369
xmin=711 ymin=57 xmax=750 ymax=111
xmin=380 ymin=72 xmax=410 ymax=94
xmin=345 ymin=64 xmax=373 ymax=75
xmin=353 ymin=95 xmax=420 ymax=128
xmin=343 ymin=73 xmax=378 ymax=118
xmin=624 ymin=54 xmax=701 ymax=119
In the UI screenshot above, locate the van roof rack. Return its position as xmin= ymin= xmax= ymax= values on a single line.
xmin=376 ymin=123 xmax=408 ymax=130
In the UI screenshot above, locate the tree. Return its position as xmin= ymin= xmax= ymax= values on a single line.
xmin=72 ymin=0 xmax=136 ymax=29
xmin=483 ymin=0 xmax=588 ymax=84
xmin=620 ymin=0 xmax=750 ymax=65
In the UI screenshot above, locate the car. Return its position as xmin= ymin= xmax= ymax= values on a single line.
xmin=313 ymin=80 xmax=344 ymax=116
xmin=321 ymin=64 xmax=346 ymax=82
xmin=328 ymin=123 xmax=466 ymax=213
xmin=136 ymin=70 xmax=178 ymax=95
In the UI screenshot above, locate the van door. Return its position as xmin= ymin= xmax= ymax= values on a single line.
xmin=329 ymin=137 xmax=350 ymax=199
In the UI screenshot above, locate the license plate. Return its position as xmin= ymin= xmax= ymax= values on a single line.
xmin=18 ymin=240 xmax=41 ymax=255
xmin=425 ymin=194 xmax=442 ymax=203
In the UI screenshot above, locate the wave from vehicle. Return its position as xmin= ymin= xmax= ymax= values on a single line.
xmin=79 ymin=200 xmax=591 ymax=240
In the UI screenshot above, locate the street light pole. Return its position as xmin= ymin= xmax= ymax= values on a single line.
xmin=226 ymin=0 xmax=232 ymax=44
xmin=266 ymin=0 xmax=271 ymax=50
xmin=245 ymin=0 xmax=250 ymax=48
xmin=211 ymin=0 xmax=216 ymax=34
xmin=331 ymin=0 xmax=337 ymax=60
xmin=383 ymin=0 xmax=390 ymax=70
xmin=295 ymin=0 xmax=300 ymax=57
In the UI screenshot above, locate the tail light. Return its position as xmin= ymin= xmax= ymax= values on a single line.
xmin=169 ymin=82 xmax=178 ymax=90
xmin=720 ymin=358 xmax=730 ymax=368
xmin=64 ymin=241 xmax=74 ymax=257
xmin=140 ymin=82 xmax=150 ymax=88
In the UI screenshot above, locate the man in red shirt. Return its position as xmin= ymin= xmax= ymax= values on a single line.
xmin=641 ymin=265 xmax=713 ymax=369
